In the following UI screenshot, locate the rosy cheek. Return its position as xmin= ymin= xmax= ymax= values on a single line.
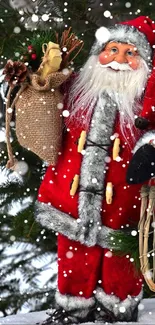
xmin=128 ymin=58 xmax=140 ymax=70
xmin=98 ymin=51 xmax=113 ymax=65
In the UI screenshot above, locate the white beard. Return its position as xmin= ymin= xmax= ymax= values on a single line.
xmin=68 ymin=55 xmax=150 ymax=136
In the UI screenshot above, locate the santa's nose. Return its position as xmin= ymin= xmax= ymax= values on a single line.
xmin=114 ymin=54 xmax=128 ymax=64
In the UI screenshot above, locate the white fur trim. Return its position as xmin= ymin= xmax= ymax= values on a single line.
xmin=78 ymin=94 xmax=117 ymax=247
xmin=35 ymin=201 xmax=78 ymax=240
xmin=133 ymin=131 xmax=155 ymax=153
xmin=35 ymin=201 xmax=115 ymax=248
xmin=95 ymin=287 xmax=143 ymax=320
xmin=95 ymin=27 xmax=111 ymax=44
xmin=97 ymin=226 xmax=118 ymax=249
xmin=55 ymin=291 xmax=95 ymax=311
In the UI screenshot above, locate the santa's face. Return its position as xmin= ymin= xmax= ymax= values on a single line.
xmin=99 ymin=41 xmax=140 ymax=70
xmin=69 ymin=40 xmax=150 ymax=132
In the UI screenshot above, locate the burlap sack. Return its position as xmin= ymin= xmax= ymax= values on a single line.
xmin=15 ymin=70 xmax=71 ymax=165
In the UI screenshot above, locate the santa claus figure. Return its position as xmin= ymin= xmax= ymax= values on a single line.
xmin=35 ymin=16 xmax=155 ymax=324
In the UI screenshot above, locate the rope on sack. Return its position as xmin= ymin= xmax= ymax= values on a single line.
xmin=37 ymin=43 xmax=51 ymax=74
xmin=139 ymin=185 xmax=155 ymax=291
xmin=5 ymin=84 xmax=27 ymax=169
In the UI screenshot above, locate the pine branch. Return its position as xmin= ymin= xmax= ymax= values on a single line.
xmin=107 ymin=228 xmax=140 ymax=270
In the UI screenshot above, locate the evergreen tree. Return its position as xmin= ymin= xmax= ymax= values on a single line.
xmin=0 ymin=0 xmax=155 ymax=317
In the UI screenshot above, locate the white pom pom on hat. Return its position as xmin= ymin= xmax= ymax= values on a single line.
xmin=95 ymin=26 xmax=111 ymax=44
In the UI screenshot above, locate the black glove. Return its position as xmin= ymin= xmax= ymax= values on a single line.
xmin=126 ymin=144 xmax=155 ymax=184
xmin=135 ymin=117 xmax=149 ymax=130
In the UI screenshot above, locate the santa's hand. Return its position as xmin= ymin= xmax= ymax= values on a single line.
xmin=127 ymin=143 xmax=155 ymax=184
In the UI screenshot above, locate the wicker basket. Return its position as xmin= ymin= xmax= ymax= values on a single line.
xmin=139 ymin=185 xmax=155 ymax=292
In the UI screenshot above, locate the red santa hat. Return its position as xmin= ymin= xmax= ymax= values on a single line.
xmin=94 ymin=16 xmax=155 ymax=128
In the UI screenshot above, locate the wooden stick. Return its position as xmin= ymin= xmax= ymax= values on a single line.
xmin=139 ymin=185 xmax=149 ymax=274
xmin=143 ymin=187 xmax=155 ymax=291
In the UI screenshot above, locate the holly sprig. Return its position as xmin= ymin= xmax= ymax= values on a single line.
xmin=14 ymin=30 xmax=57 ymax=72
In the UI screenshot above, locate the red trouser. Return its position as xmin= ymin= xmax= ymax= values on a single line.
xmin=57 ymin=234 xmax=142 ymax=301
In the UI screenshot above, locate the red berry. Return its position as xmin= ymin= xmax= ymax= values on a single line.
xmin=31 ymin=53 xmax=37 ymax=60
xmin=28 ymin=45 xmax=33 ymax=51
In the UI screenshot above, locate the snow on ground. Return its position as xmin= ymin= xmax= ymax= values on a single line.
xmin=0 ymin=298 xmax=155 ymax=325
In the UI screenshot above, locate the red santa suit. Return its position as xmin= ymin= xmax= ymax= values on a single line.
xmin=35 ymin=16 xmax=155 ymax=322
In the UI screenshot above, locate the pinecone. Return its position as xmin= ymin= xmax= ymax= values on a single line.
xmin=3 ymin=60 xmax=28 ymax=87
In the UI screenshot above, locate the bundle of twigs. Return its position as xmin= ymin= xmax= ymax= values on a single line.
xmin=55 ymin=27 xmax=84 ymax=69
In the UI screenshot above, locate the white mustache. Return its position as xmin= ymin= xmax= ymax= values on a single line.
xmin=100 ymin=61 xmax=133 ymax=71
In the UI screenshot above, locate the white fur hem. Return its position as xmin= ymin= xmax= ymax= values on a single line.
xmin=35 ymin=201 xmax=116 ymax=248
xmin=95 ymin=287 xmax=143 ymax=318
xmin=133 ymin=131 xmax=155 ymax=153
xmin=55 ymin=291 xmax=95 ymax=311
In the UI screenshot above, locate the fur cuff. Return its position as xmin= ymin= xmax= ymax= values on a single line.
xmin=35 ymin=201 xmax=116 ymax=249
xmin=95 ymin=287 xmax=143 ymax=321
xmin=35 ymin=201 xmax=78 ymax=241
xmin=133 ymin=131 xmax=155 ymax=154
xmin=55 ymin=291 xmax=95 ymax=311
xmin=97 ymin=226 xmax=117 ymax=249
